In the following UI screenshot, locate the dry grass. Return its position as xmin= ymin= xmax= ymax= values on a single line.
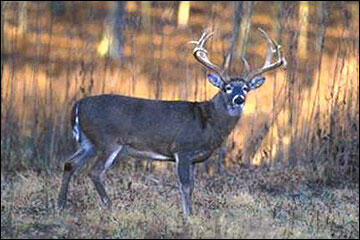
xmin=1 ymin=165 xmax=358 ymax=239
xmin=1 ymin=2 xmax=359 ymax=239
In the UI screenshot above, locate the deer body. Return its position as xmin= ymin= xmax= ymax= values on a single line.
xmin=58 ymin=29 xmax=285 ymax=218
xmin=76 ymin=93 xmax=239 ymax=160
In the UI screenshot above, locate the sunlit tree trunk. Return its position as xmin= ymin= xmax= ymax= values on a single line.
xmin=97 ymin=1 xmax=126 ymax=60
xmin=275 ymin=1 xmax=284 ymax=41
xmin=286 ymin=2 xmax=300 ymax=167
xmin=177 ymin=1 xmax=190 ymax=28
xmin=352 ymin=2 xmax=359 ymax=51
xmin=306 ymin=2 xmax=328 ymax=122
xmin=237 ymin=1 xmax=255 ymax=60
xmin=302 ymin=1 xmax=328 ymax=168
xmin=307 ymin=2 xmax=327 ymax=129
xmin=18 ymin=1 xmax=28 ymax=34
xmin=141 ymin=1 xmax=151 ymax=32
xmin=316 ymin=2 xmax=327 ymax=53
xmin=298 ymin=1 xmax=309 ymax=59
xmin=1 ymin=1 xmax=6 ymax=84
xmin=225 ymin=1 xmax=242 ymax=67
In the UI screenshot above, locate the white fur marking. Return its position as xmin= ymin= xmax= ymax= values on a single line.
xmin=73 ymin=126 xmax=80 ymax=142
xmin=80 ymin=133 xmax=92 ymax=151
xmin=127 ymin=147 xmax=171 ymax=160
xmin=174 ymin=153 xmax=189 ymax=216
xmin=75 ymin=104 xmax=79 ymax=124
xmin=174 ymin=153 xmax=179 ymax=165
xmin=104 ymin=146 xmax=123 ymax=169
xmin=142 ymin=151 xmax=171 ymax=160
xmin=73 ymin=104 xmax=81 ymax=142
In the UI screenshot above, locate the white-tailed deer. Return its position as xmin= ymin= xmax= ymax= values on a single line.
xmin=58 ymin=28 xmax=286 ymax=218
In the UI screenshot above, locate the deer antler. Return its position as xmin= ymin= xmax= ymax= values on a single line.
xmin=243 ymin=28 xmax=287 ymax=82
xmin=189 ymin=31 xmax=229 ymax=83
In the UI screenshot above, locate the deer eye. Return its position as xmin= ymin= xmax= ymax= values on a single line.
xmin=225 ymin=85 xmax=233 ymax=93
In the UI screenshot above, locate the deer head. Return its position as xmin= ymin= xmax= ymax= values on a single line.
xmin=190 ymin=28 xmax=286 ymax=116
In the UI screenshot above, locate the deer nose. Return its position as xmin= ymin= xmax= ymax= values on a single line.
xmin=232 ymin=95 xmax=245 ymax=105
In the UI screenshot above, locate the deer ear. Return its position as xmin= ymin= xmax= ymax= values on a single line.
xmin=207 ymin=74 xmax=224 ymax=89
xmin=248 ymin=77 xmax=265 ymax=90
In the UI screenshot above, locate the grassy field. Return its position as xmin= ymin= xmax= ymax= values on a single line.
xmin=1 ymin=2 xmax=359 ymax=239
xmin=1 ymin=164 xmax=358 ymax=239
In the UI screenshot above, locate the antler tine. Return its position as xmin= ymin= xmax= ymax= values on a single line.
xmin=245 ymin=28 xmax=286 ymax=82
xmin=190 ymin=31 xmax=227 ymax=82
xmin=222 ymin=52 xmax=232 ymax=79
xmin=241 ymin=57 xmax=250 ymax=78
xmin=223 ymin=53 xmax=231 ymax=72
xmin=258 ymin=28 xmax=276 ymax=66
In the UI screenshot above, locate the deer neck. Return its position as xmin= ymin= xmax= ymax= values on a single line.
xmin=207 ymin=91 xmax=242 ymax=139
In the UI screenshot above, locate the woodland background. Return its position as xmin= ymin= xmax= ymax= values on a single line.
xmin=1 ymin=1 xmax=359 ymax=238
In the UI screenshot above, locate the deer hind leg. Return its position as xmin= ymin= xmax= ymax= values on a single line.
xmin=58 ymin=136 xmax=94 ymax=210
xmin=88 ymin=145 xmax=123 ymax=208
xmin=189 ymin=163 xmax=195 ymax=197
xmin=174 ymin=153 xmax=196 ymax=218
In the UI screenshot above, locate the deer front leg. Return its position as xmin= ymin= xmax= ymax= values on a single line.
xmin=174 ymin=153 xmax=196 ymax=218
xmin=88 ymin=145 xmax=123 ymax=207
